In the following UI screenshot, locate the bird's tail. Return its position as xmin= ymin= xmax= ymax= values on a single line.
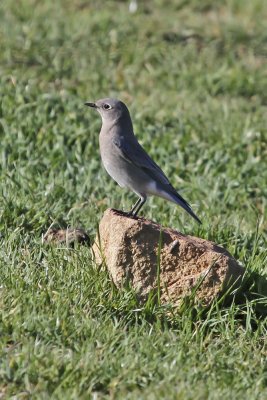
xmin=161 ymin=188 xmax=202 ymax=224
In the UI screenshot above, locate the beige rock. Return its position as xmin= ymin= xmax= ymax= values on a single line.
xmin=92 ymin=209 xmax=244 ymax=306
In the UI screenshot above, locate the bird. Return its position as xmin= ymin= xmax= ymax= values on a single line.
xmin=85 ymin=98 xmax=201 ymax=224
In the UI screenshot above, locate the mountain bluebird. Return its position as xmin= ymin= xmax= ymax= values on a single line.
xmin=85 ymin=98 xmax=201 ymax=223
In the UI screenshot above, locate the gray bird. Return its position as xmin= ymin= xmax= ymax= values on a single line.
xmin=85 ymin=98 xmax=201 ymax=223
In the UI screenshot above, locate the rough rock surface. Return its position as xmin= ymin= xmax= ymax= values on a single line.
xmin=92 ymin=209 xmax=244 ymax=306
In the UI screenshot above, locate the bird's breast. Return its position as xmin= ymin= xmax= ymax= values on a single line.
xmin=99 ymin=132 xmax=153 ymax=195
xmin=99 ymin=136 xmax=128 ymax=187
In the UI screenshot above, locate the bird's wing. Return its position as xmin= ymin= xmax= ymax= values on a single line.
xmin=113 ymin=136 xmax=201 ymax=224
xmin=113 ymin=136 xmax=171 ymax=186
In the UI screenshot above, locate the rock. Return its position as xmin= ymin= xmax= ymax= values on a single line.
xmin=92 ymin=209 xmax=244 ymax=307
xmin=43 ymin=227 xmax=90 ymax=247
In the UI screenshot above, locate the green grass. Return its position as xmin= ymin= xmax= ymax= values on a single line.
xmin=0 ymin=0 xmax=267 ymax=398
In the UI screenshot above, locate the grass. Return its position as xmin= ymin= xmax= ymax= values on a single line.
xmin=0 ymin=0 xmax=267 ymax=398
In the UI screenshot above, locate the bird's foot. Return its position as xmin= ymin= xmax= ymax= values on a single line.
xmin=110 ymin=208 xmax=126 ymax=216
xmin=111 ymin=208 xmax=137 ymax=219
xmin=125 ymin=210 xmax=138 ymax=219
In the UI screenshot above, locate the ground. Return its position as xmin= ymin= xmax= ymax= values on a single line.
xmin=0 ymin=0 xmax=267 ymax=398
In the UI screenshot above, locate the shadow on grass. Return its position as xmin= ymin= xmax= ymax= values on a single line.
xmin=106 ymin=268 xmax=267 ymax=331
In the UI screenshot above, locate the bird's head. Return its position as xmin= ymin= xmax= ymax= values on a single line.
xmin=85 ymin=98 xmax=130 ymax=123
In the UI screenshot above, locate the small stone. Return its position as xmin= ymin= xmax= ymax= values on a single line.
xmin=43 ymin=227 xmax=90 ymax=247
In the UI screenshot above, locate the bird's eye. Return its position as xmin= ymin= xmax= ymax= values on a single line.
xmin=103 ymin=104 xmax=111 ymax=110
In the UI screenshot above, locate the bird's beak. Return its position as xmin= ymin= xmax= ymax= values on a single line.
xmin=84 ymin=102 xmax=97 ymax=108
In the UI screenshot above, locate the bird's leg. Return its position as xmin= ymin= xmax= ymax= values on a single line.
xmin=132 ymin=196 xmax=146 ymax=217
xmin=127 ymin=197 xmax=141 ymax=216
